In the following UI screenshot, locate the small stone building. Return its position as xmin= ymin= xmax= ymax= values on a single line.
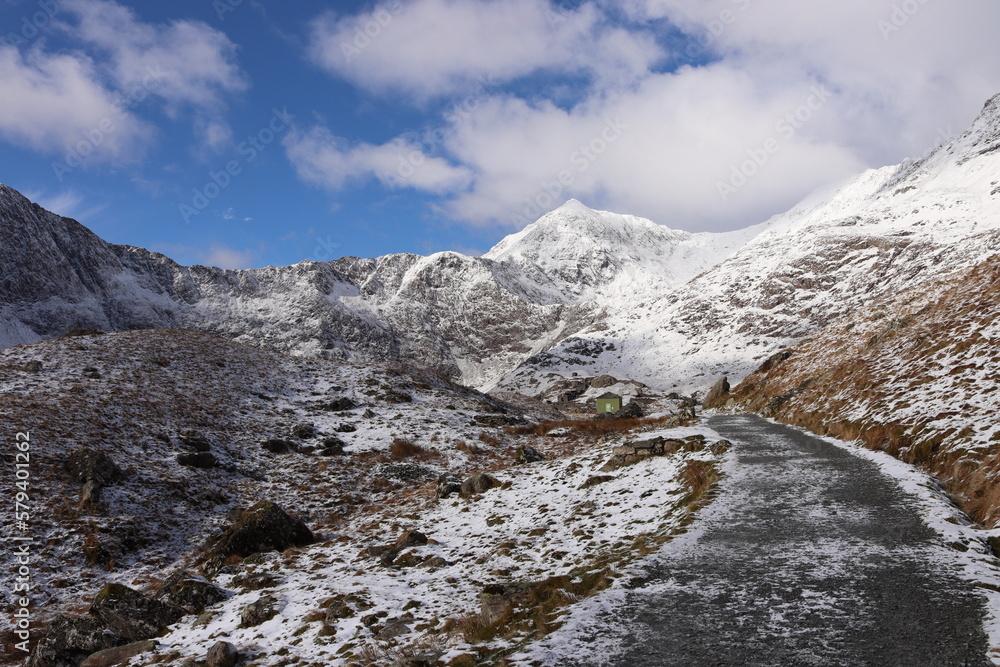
xmin=595 ymin=392 xmax=622 ymax=414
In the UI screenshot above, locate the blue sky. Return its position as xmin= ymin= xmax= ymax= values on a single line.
xmin=2 ymin=0 xmax=999 ymax=268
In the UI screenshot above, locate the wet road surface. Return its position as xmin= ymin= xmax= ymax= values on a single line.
xmin=541 ymin=414 xmax=990 ymax=666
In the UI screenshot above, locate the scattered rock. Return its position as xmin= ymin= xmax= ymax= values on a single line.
xmin=702 ymin=377 xmax=731 ymax=409
xmin=321 ymin=397 xmax=356 ymax=412
xmin=460 ymin=473 xmax=499 ymax=497
xmin=590 ymin=374 xmax=618 ymax=388
xmin=580 ymin=475 xmax=616 ymax=489
xmin=514 ymin=445 xmax=544 ymax=464
xmin=363 ymin=408 xmax=377 ymax=418
xmin=710 ymin=440 xmax=732 ymax=455
xmin=155 ymin=571 xmax=227 ymax=614
xmin=395 ymin=530 xmax=429 ymax=549
xmin=378 ymin=620 xmax=410 ymax=640
xmin=291 ymin=423 xmax=318 ymax=439
xmin=435 ymin=474 xmax=463 ymax=499
xmin=261 ymin=438 xmax=295 ymax=455
xmin=89 ymin=584 xmax=185 ymax=642
xmin=616 ymin=401 xmax=645 ymax=419
xmin=205 ymin=641 xmax=240 ymax=667
xmin=81 ymin=479 xmax=103 ymax=506
xmin=176 ymin=452 xmax=218 ymax=469
xmin=473 ymin=414 xmax=524 ymax=428
xmin=232 ymin=572 xmax=280 ymax=592
xmin=66 ymin=449 xmax=124 ymax=487
xmin=201 ymin=501 xmax=315 ymax=576
xmin=179 ymin=432 xmax=212 ymax=452
xmin=758 ymin=349 xmax=793 ymax=373
xmin=22 ymin=360 xmax=43 ymax=373
xmin=335 ymin=423 xmax=358 ymax=433
xmin=239 ymin=595 xmax=278 ymax=628
xmin=25 ymin=615 xmax=123 ymax=667
xmin=318 ymin=438 xmax=345 ymax=456
xmin=80 ymin=639 xmax=157 ymax=667
xmin=382 ymin=390 xmax=413 ymax=404
xmin=83 ymin=367 xmax=101 ymax=379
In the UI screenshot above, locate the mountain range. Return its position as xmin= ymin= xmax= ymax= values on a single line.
xmin=2 ymin=93 xmax=999 ymax=399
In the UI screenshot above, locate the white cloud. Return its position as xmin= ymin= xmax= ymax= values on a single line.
xmin=307 ymin=0 xmax=663 ymax=99
xmin=298 ymin=0 xmax=1000 ymax=232
xmin=60 ymin=0 xmax=248 ymax=113
xmin=0 ymin=0 xmax=247 ymax=161
xmin=0 ymin=45 xmax=153 ymax=161
xmin=283 ymin=125 xmax=473 ymax=194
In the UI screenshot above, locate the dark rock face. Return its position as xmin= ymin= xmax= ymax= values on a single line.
xmin=88 ymin=584 xmax=185 ymax=642
xmin=155 ymin=571 xmax=227 ymax=614
xmin=25 ymin=615 xmax=122 ymax=667
xmin=201 ymin=501 xmax=315 ymax=575
xmin=702 ymin=377 xmax=731 ymax=409
xmin=460 ymin=473 xmax=499 ymax=497
xmin=514 ymin=445 xmax=545 ymax=464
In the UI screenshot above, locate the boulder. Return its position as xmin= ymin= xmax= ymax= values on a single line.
xmin=473 ymin=414 xmax=524 ymax=428
xmin=395 ymin=530 xmax=429 ymax=549
xmin=176 ymin=452 xmax=217 ymax=469
xmin=80 ymin=639 xmax=157 ymax=667
xmin=702 ymin=377 xmax=731 ymax=409
xmin=590 ymin=374 xmax=618 ymax=388
xmin=261 ymin=438 xmax=295 ymax=454
xmin=23 ymin=360 xmax=43 ymax=373
xmin=155 ymin=571 xmax=227 ymax=614
xmin=179 ymin=432 xmax=212 ymax=452
xmin=335 ymin=423 xmax=358 ymax=433
xmin=89 ymin=584 xmax=185 ymax=642
xmin=25 ymin=615 xmax=122 ymax=667
xmin=321 ymin=397 xmax=356 ymax=412
xmin=514 ymin=445 xmax=544 ymax=464
xmin=65 ymin=449 xmax=124 ymax=487
xmin=460 ymin=473 xmax=499 ymax=497
xmin=318 ymin=437 xmax=345 ymax=456
xmin=616 ymin=401 xmax=644 ymax=419
xmin=201 ymin=501 xmax=315 ymax=576
xmin=205 ymin=641 xmax=240 ymax=667
xmin=435 ymin=474 xmax=463 ymax=499
xmin=291 ymin=423 xmax=318 ymax=439
xmin=239 ymin=595 xmax=278 ymax=628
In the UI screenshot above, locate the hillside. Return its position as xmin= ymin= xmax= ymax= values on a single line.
xmin=0 ymin=329 xmax=716 ymax=665
xmin=709 ymin=250 xmax=1000 ymax=528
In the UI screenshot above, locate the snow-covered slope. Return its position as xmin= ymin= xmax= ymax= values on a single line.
xmin=493 ymin=94 xmax=1000 ymax=396
xmin=3 ymin=94 xmax=999 ymax=396
xmin=0 ymin=189 xmax=749 ymax=390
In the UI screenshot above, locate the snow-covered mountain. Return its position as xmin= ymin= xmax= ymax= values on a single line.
xmin=0 ymin=187 xmax=752 ymax=390
xmin=2 ymin=93 xmax=999 ymax=396
xmin=494 ymin=93 xmax=1000 ymax=395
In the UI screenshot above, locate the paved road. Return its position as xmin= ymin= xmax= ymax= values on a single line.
xmin=540 ymin=414 xmax=991 ymax=666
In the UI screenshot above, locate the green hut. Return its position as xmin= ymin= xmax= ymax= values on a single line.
xmin=596 ymin=392 xmax=622 ymax=414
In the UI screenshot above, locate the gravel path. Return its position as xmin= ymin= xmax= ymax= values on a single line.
xmin=536 ymin=414 xmax=990 ymax=666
